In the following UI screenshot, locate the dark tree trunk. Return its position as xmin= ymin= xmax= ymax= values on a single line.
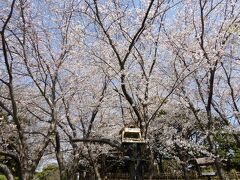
xmin=129 ymin=161 xmax=136 ymax=180
xmin=148 ymin=150 xmax=154 ymax=180
xmin=158 ymin=154 xmax=163 ymax=173
xmin=21 ymin=170 xmax=34 ymax=180
xmin=181 ymin=163 xmax=189 ymax=180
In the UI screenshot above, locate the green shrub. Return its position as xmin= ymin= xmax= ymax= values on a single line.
xmin=35 ymin=164 xmax=59 ymax=180
xmin=0 ymin=175 xmax=7 ymax=180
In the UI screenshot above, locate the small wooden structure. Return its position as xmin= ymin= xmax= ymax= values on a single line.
xmin=121 ymin=127 xmax=145 ymax=144
xmin=120 ymin=126 xmax=146 ymax=180
xmin=189 ymin=157 xmax=217 ymax=180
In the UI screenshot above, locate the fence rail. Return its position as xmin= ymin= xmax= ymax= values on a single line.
xmin=98 ymin=172 xmax=240 ymax=180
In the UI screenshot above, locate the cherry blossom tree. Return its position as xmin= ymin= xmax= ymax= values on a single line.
xmin=1 ymin=0 xmax=240 ymax=180
xmin=0 ymin=0 xmax=79 ymax=179
xmin=0 ymin=0 xmax=49 ymax=179
xmin=162 ymin=0 xmax=240 ymax=179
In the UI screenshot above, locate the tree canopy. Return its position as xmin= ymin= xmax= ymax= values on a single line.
xmin=0 ymin=0 xmax=240 ymax=180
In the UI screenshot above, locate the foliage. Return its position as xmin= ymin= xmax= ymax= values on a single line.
xmin=35 ymin=165 xmax=59 ymax=180
xmin=0 ymin=175 xmax=7 ymax=180
xmin=214 ymin=133 xmax=240 ymax=171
